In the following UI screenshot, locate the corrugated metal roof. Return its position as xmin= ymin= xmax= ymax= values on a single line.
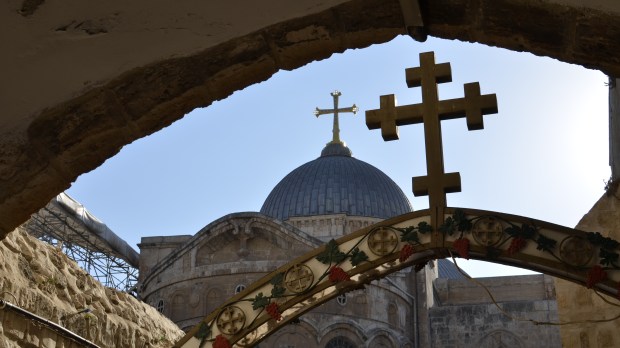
xmin=438 ymin=259 xmax=469 ymax=280
xmin=260 ymin=143 xmax=412 ymax=221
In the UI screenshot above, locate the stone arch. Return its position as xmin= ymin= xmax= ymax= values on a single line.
xmin=267 ymin=320 xmax=319 ymax=347
xmin=171 ymin=292 xmax=187 ymax=321
xmin=477 ymin=329 xmax=524 ymax=348
xmin=324 ymin=336 xmax=356 ymax=348
xmin=174 ymin=208 xmax=620 ymax=347
xmin=205 ymin=288 xmax=223 ymax=315
xmin=365 ymin=328 xmax=409 ymax=348
xmin=2 ymin=0 xmax=620 ymax=241
xmin=387 ymin=302 xmax=399 ymax=328
xmin=317 ymin=320 xmax=367 ymax=345
xmin=318 ymin=323 xmax=365 ymax=348
xmin=367 ymin=334 xmax=395 ymax=348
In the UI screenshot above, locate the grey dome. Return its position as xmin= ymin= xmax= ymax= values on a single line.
xmin=260 ymin=143 xmax=412 ymax=221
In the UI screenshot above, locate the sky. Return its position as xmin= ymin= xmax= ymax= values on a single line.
xmin=66 ymin=35 xmax=610 ymax=277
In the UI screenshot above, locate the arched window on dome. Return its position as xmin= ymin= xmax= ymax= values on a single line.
xmin=235 ymin=284 xmax=246 ymax=294
xmin=325 ymin=336 xmax=355 ymax=348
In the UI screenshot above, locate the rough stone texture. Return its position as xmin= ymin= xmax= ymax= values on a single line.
xmin=610 ymin=78 xmax=620 ymax=179
xmin=0 ymin=228 xmax=183 ymax=347
xmin=429 ymin=275 xmax=561 ymax=348
xmin=555 ymin=183 xmax=620 ymax=348
xmin=2 ymin=0 xmax=620 ymax=243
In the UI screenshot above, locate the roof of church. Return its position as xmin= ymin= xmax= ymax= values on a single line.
xmin=437 ymin=259 xmax=469 ymax=279
xmin=260 ymin=142 xmax=413 ymax=221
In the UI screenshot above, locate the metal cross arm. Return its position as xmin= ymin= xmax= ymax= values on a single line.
xmin=366 ymin=95 xmax=424 ymax=141
xmin=412 ymin=172 xmax=462 ymax=197
xmin=315 ymin=91 xmax=358 ymax=144
xmin=366 ymin=68 xmax=497 ymax=140
xmin=436 ymin=82 xmax=498 ymax=130
xmin=365 ymin=51 xmax=499 ymax=228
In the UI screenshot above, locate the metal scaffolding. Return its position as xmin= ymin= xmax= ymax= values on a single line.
xmin=21 ymin=193 xmax=139 ymax=294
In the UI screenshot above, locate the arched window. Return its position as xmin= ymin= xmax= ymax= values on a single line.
xmin=156 ymin=299 xmax=164 ymax=313
xmin=336 ymin=294 xmax=347 ymax=306
xmin=206 ymin=289 xmax=221 ymax=314
xmin=235 ymin=284 xmax=246 ymax=294
xmin=388 ymin=303 xmax=399 ymax=327
xmin=325 ymin=336 xmax=355 ymax=348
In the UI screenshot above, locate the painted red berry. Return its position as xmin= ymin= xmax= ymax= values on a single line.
xmin=507 ymin=237 xmax=527 ymax=255
xmin=453 ymin=238 xmax=470 ymax=260
xmin=266 ymin=302 xmax=282 ymax=321
xmin=399 ymin=244 xmax=415 ymax=262
xmin=586 ymin=265 xmax=607 ymax=288
xmin=213 ymin=334 xmax=232 ymax=348
xmin=329 ymin=266 xmax=350 ymax=283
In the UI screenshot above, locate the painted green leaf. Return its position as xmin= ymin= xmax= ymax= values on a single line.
xmin=521 ymin=224 xmax=537 ymax=239
xmin=505 ymin=224 xmax=536 ymax=239
xmin=195 ymin=322 xmax=210 ymax=339
xmin=270 ymin=272 xmax=284 ymax=286
xmin=454 ymin=209 xmax=472 ymax=232
xmin=439 ymin=217 xmax=456 ymax=235
xmin=316 ymin=239 xmax=347 ymax=264
xmin=350 ymin=247 xmax=369 ymax=266
xmin=535 ymin=235 xmax=556 ymax=252
xmin=400 ymin=227 xmax=419 ymax=243
xmin=252 ymin=292 xmax=270 ymax=310
xmin=505 ymin=225 xmax=521 ymax=238
xmin=271 ymin=285 xmax=286 ymax=298
xmin=587 ymin=232 xmax=620 ymax=250
xmin=417 ymin=221 xmax=432 ymax=234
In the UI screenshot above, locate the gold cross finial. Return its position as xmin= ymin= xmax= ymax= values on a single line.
xmin=315 ymin=91 xmax=358 ymax=144
xmin=366 ymin=51 xmax=498 ymax=229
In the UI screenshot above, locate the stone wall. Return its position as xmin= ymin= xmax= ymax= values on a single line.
xmin=555 ymin=184 xmax=620 ymax=347
xmin=287 ymin=214 xmax=382 ymax=242
xmin=0 ymin=228 xmax=183 ymax=347
xmin=428 ymin=275 xmax=561 ymax=348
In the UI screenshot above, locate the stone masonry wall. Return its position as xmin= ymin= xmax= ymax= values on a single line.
xmin=429 ymin=275 xmax=561 ymax=348
xmin=555 ymin=183 xmax=620 ymax=348
xmin=0 ymin=228 xmax=183 ymax=347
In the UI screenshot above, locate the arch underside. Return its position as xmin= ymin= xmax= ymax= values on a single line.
xmin=3 ymin=0 xmax=620 ymax=238
xmin=175 ymin=207 xmax=620 ymax=347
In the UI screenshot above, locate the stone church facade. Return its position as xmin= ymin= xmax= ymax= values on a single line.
xmin=137 ymin=139 xmax=561 ymax=347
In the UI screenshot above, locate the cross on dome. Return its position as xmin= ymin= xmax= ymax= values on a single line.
xmin=314 ymin=91 xmax=358 ymax=145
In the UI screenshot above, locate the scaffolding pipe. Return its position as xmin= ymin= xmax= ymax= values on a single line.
xmin=0 ymin=300 xmax=100 ymax=348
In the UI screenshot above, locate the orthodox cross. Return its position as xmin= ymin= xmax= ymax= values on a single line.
xmin=315 ymin=91 xmax=358 ymax=144
xmin=366 ymin=51 xmax=498 ymax=231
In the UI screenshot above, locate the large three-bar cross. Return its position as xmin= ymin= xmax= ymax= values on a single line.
xmin=315 ymin=91 xmax=358 ymax=144
xmin=366 ymin=51 xmax=498 ymax=227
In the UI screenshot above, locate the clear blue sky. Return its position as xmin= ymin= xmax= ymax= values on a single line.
xmin=67 ymin=36 xmax=610 ymax=277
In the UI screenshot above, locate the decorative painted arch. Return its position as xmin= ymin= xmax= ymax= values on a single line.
xmin=174 ymin=207 xmax=620 ymax=347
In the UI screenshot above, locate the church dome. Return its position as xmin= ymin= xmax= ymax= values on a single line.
xmin=260 ymin=142 xmax=413 ymax=221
